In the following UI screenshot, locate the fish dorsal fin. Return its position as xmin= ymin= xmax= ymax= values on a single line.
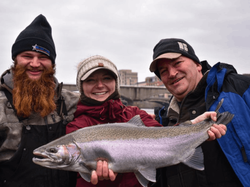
xmin=127 ymin=115 xmax=146 ymax=127
xmin=183 ymin=146 xmax=204 ymax=171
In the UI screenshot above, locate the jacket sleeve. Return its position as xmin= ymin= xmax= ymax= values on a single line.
xmin=131 ymin=106 xmax=162 ymax=127
xmin=66 ymin=115 xmax=92 ymax=134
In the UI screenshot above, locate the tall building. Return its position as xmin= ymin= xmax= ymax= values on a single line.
xmin=119 ymin=69 xmax=138 ymax=85
xmin=145 ymin=76 xmax=164 ymax=86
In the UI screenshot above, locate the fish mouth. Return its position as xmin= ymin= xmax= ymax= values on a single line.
xmin=33 ymin=151 xmax=64 ymax=165
xmin=33 ymin=152 xmax=55 ymax=163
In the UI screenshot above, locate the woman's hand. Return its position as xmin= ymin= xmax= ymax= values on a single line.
xmin=191 ymin=111 xmax=227 ymax=141
xmin=90 ymin=160 xmax=117 ymax=185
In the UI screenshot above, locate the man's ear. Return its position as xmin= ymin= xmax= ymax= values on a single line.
xmin=196 ymin=63 xmax=202 ymax=73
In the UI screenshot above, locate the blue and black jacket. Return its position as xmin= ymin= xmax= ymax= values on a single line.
xmin=205 ymin=62 xmax=250 ymax=186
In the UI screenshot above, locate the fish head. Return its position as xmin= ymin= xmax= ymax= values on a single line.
xmin=33 ymin=142 xmax=81 ymax=170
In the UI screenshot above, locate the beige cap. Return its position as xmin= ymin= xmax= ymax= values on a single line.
xmin=76 ymin=55 xmax=119 ymax=93
xmin=149 ymin=52 xmax=181 ymax=72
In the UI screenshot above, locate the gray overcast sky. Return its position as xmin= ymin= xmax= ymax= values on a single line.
xmin=1 ymin=0 xmax=250 ymax=84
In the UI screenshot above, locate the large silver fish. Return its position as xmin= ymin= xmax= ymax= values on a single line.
xmin=33 ymin=99 xmax=233 ymax=187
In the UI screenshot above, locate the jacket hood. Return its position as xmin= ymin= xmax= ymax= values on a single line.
xmin=1 ymin=69 xmax=14 ymax=90
xmin=215 ymin=62 xmax=238 ymax=74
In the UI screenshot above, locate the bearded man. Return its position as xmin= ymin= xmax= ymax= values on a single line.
xmin=0 ymin=14 xmax=79 ymax=187
xmin=12 ymin=58 xmax=56 ymax=118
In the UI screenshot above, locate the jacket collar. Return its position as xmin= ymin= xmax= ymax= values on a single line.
xmin=75 ymin=99 xmax=125 ymax=122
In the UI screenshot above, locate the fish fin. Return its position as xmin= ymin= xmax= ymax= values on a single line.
xmin=134 ymin=171 xmax=151 ymax=187
xmin=127 ymin=115 xmax=146 ymax=127
xmin=216 ymin=112 xmax=234 ymax=126
xmin=138 ymin=168 xmax=156 ymax=183
xmin=79 ymin=172 xmax=91 ymax=182
xmin=78 ymin=162 xmax=92 ymax=182
xmin=214 ymin=98 xmax=234 ymax=125
xmin=215 ymin=98 xmax=224 ymax=113
xmin=183 ymin=146 xmax=204 ymax=171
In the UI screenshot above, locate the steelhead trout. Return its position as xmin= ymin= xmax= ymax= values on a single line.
xmin=33 ymin=99 xmax=233 ymax=187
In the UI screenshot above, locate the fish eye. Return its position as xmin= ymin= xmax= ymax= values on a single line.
xmin=48 ymin=148 xmax=57 ymax=153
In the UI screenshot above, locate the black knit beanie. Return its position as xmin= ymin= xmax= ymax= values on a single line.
xmin=11 ymin=14 xmax=56 ymax=64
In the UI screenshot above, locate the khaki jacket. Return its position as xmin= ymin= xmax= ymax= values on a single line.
xmin=0 ymin=69 xmax=79 ymax=162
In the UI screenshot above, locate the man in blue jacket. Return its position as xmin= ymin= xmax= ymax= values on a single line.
xmin=149 ymin=38 xmax=249 ymax=187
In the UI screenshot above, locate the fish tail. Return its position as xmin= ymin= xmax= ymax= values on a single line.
xmin=216 ymin=112 xmax=234 ymax=126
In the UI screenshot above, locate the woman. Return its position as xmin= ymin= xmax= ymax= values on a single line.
xmin=66 ymin=55 xmax=226 ymax=187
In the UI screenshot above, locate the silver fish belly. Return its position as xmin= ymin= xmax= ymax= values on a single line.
xmin=33 ymin=99 xmax=234 ymax=187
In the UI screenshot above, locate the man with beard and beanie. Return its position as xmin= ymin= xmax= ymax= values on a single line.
xmin=149 ymin=38 xmax=249 ymax=187
xmin=0 ymin=14 xmax=79 ymax=187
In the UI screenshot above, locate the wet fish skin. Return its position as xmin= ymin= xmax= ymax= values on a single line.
xmin=33 ymin=99 xmax=233 ymax=187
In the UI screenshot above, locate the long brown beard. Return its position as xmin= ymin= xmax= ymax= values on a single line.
xmin=12 ymin=64 xmax=56 ymax=118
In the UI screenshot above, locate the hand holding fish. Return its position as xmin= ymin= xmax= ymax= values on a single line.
xmin=90 ymin=160 xmax=117 ymax=185
xmin=191 ymin=111 xmax=227 ymax=141
xmin=207 ymin=123 xmax=227 ymax=141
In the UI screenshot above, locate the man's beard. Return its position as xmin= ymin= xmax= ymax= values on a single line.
xmin=12 ymin=64 xmax=56 ymax=118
